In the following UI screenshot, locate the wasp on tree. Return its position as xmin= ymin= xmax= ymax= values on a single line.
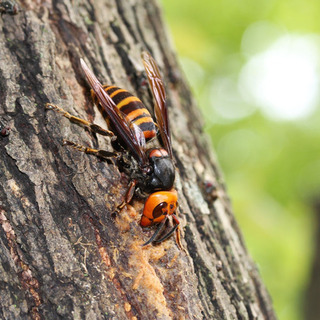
xmin=46 ymin=52 xmax=182 ymax=248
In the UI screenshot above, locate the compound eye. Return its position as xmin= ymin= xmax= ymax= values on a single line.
xmin=152 ymin=202 xmax=168 ymax=219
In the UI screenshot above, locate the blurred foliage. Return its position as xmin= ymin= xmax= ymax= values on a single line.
xmin=161 ymin=0 xmax=320 ymax=319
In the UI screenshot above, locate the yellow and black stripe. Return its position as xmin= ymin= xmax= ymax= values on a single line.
xmin=91 ymin=85 xmax=156 ymax=140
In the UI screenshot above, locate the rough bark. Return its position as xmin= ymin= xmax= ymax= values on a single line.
xmin=0 ymin=0 xmax=276 ymax=319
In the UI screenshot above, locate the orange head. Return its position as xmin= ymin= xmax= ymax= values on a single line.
xmin=140 ymin=190 xmax=178 ymax=227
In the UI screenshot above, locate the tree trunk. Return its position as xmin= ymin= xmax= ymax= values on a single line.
xmin=0 ymin=1 xmax=276 ymax=319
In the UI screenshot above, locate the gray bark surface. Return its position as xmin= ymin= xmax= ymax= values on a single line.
xmin=0 ymin=0 xmax=276 ymax=319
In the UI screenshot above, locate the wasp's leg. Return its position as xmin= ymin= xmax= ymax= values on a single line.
xmin=62 ymin=139 xmax=119 ymax=160
xmin=118 ymin=179 xmax=137 ymax=210
xmin=45 ymin=103 xmax=114 ymax=138
xmin=154 ymin=213 xmax=185 ymax=251
xmin=153 ymin=214 xmax=179 ymax=244
xmin=172 ymin=214 xmax=185 ymax=251
xmin=142 ymin=216 xmax=168 ymax=247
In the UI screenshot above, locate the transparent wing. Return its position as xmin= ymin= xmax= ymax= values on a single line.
xmin=130 ymin=123 xmax=146 ymax=150
xmin=141 ymin=51 xmax=172 ymax=158
xmin=80 ymin=59 xmax=147 ymax=165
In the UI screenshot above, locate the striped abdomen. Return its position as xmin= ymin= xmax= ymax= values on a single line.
xmin=91 ymin=85 xmax=156 ymax=140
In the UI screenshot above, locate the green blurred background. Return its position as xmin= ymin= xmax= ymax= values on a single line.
xmin=160 ymin=0 xmax=320 ymax=319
